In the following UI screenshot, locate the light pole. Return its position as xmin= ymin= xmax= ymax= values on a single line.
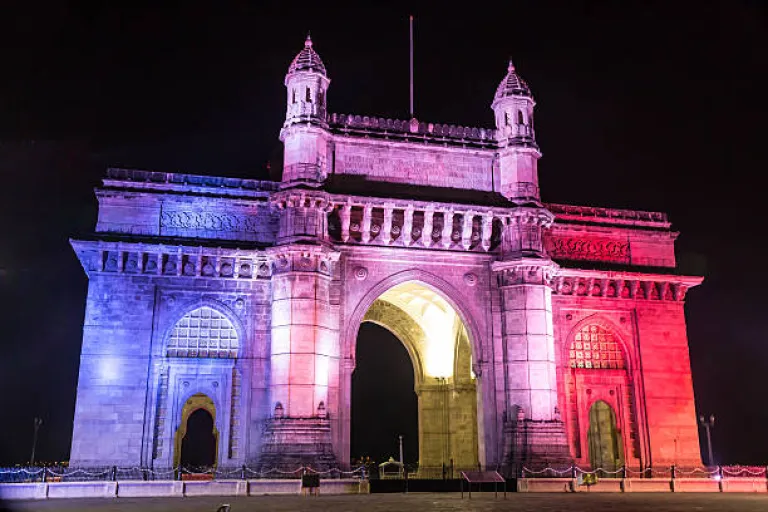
xmin=30 ymin=417 xmax=43 ymax=466
xmin=398 ymin=434 xmax=404 ymax=466
xmin=699 ymin=414 xmax=715 ymax=466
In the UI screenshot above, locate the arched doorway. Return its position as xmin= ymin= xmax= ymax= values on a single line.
xmin=351 ymin=323 xmax=418 ymax=464
xmin=174 ymin=393 xmax=219 ymax=469
xmin=352 ymin=281 xmax=480 ymax=476
xmin=588 ymin=400 xmax=623 ymax=472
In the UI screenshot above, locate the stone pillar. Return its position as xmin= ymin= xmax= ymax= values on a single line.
xmin=493 ymin=208 xmax=570 ymax=474
xmin=441 ymin=210 xmax=453 ymax=248
xmin=382 ymin=203 xmax=393 ymax=245
xmin=402 ymin=205 xmax=414 ymax=246
xmin=422 ymin=208 xmax=434 ymax=247
xmin=361 ymin=204 xmax=372 ymax=244
xmin=461 ymin=211 xmax=474 ymax=250
xmin=260 ymin=245 xmax=340 ymax=470
xmin=481 ymin=211 xmax=494 ymax=251
xmin=339 ymin=204 xmax=351 ymax=243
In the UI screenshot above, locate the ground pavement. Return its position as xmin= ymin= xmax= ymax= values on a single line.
xmin=4 ymin=493 xmax=768 ymax=512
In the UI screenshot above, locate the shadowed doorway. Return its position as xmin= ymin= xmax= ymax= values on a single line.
xmin=351 ymin=323 xmax=418 ymax=465
xmin=180 ymin=408 xmax=217 ymax=469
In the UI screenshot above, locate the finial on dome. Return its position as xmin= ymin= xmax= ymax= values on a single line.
xmin=305 ymin=33 xmax=312 ymax=47
xmin=508 ymin=59 xmax=515 ymax=72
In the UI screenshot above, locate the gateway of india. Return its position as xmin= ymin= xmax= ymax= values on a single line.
xmin=69 ymin=36 xmax=703 ymax=474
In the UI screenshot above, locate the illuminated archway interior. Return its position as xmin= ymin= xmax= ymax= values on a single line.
xmin=360 ymin=281 xmax=479 ymax=473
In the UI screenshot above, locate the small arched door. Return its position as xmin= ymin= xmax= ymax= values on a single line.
xmin=174 ymin=394 xmax=218 ymax=470
xmin=588 ymin=400 xmax=624 ymax=472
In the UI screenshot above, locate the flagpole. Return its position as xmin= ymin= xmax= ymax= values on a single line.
xmin=409 ymin=15 xmax=414 ymax=118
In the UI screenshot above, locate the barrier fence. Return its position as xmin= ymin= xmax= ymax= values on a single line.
xmin=0 ymin=465 xmax=366 ymax=484
xmin=520 ymin=464 xmax=768 ymax=480
xmin=3 ymin=463 xmax=767 ymax=484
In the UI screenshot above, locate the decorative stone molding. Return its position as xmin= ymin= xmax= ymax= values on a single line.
xmin=492 ymin=258 xmax=560 ymax=286
xmin=265 ymin=244 xmax=340 ymax=276
xmin=552 ymin=269 xmax=702 ymax=302
xmin=161 ymin=211 xmax=266 ymax=233
xmin=544 ymin=236 xmax=630 ymax=264
xmin=70 ymin=240 xmax=271 ymax=280
xmin=463 ymin=273 xmax=478 ymax=287
xmin=354 ymin=266 xmax=368 ymax=281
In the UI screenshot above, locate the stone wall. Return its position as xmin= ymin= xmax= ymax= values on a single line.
xmin=332 ymin=138 xmax=495 ymax=192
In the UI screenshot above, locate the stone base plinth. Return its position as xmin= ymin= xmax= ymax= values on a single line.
xmin=502 ymin=418 xmax=571 ymax=476
xmin=257 ymin=417 xmax=338 ymax=470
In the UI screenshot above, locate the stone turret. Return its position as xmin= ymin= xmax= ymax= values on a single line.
xmin=492 ymin=60 xmax=541 ymax=203
xmin=280 ymin=35 xmax=331 ymax=187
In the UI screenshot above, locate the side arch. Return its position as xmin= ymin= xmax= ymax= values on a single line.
xmin=344 ymin=269 xmax=485 ymax=367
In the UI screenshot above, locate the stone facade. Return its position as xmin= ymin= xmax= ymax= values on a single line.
xmin=69 ymin=36 xmax=703 ymax=473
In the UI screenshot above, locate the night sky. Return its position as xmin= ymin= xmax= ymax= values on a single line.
xmin=0 ymin=2 xmax=766 ymax=466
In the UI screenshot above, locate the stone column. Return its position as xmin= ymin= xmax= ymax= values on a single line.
xmin=361 ymin=204 xmax=372 ymax=244
xmin=422 ymin=207 xmax=434 ymax=247
xmin=261 ymin=245 xmax=340 ymax=470
xmin=461 ymin=211 xmax=474 ymax=250
xmin=382 ymin=203 xmax=394 ymax=245
xmin=441 ymin=210 xmax=453 ymax=248
xmin=493 ymin=208 xmax=570 ymax=473
xmin=481 ymin=212 xmax=494 ymax=251
xmin=339 ymin=204 xmax=351 ymax=243
xmin=402 ymin=205 xmax=414 ymax=246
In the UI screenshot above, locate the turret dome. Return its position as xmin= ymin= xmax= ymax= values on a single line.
xmin=494 ymin=60 xmax=531 ymax=100
xmin=287 ymin=35 xmax=327 ymax=76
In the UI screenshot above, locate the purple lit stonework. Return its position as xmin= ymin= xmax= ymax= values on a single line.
xmin=69 ymin=37 xmax=703 ymax=474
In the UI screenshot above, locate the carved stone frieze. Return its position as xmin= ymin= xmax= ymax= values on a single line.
xmin=544 ymin=236 xmax=630 ymax=264
xmin=161 ymin=211 xmax=267 ymax=233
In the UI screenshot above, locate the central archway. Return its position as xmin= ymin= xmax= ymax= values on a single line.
xmin=352 ymin=280 xmax=480 ymax=475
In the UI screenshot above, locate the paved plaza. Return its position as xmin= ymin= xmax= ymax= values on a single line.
xmin=4 ymin=493 xmax=768 ymax=512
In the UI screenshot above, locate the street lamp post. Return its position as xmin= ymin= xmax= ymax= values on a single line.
xmin=699 ymin=414 xmax=715 ymax=466
xmin=30 ymin=417 xmax=43 ymax=466
xmin=399 ymin=434 xmax=404 ymax=467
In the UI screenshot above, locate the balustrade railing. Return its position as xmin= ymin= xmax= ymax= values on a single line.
xmin=327 ymin=198 xmax=511 ymax=252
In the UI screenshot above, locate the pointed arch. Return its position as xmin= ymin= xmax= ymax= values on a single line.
xmin=345 ymin=269 xmax=484 ymax=367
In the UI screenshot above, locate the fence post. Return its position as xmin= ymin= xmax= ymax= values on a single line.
xmin=112 ymin=466 xmax=117 ymax=481
xmin=671 ymin=464 xmax=676 ymax=480
xmin=41 ymin=467 xmax=46 ymax=483
xmin=765 ymin=466 xmax=768 ymax=492
xmin=241 ymin=464 xmax=246 ymax=480
xmin=718 ymin=466 xmax=724 ymax=492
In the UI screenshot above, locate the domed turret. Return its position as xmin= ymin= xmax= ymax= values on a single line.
xmin=492 ymin=59 xmax=541 ymax=202
xmin=492 ymin=60 xmax=536 ymax=145
xmin=280 ymin=35 xmax=332 ymax=187
xmin=283 ymin=35 xmax=331 ymax=130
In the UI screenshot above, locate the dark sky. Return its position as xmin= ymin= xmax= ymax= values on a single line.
xmin=0 ymin=1 xmax=766 ymax=466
